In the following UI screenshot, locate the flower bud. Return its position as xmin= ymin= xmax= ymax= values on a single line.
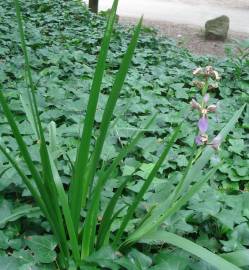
xmin=208 ymin=82 xmax=219 ymax=90
xmin=201 ymin=133 xmax=209 ymax=143
xmin=204 ymin=66 xmax=220 ymax=81
xmin=212 ymin=70 xmax=220 ymax=81
xmin=193 ymin=80 xmax=205 ymax=90
xmin=205 ymin=66 xmax=214 ymax=76
xmin=193 ymin=67 xmax=203 ymax=76
xmin=195 ymin=134 xmax=209 ymax=146
xmin=198 ymin=116 xmax=208 ymax=133
xmin=207 ymin=104 xmax=217 ymax=112
xmin=211 ymin=135 xmax=222 ymax=150
xmin=203 ymin=93 xmax=209 ymax=104
xmin=191 ymin=99 xmax=201 ymax=110
xmin=195 ymin=135 xmax=202 ymax=145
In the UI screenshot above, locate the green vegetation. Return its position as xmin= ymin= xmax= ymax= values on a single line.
xmin=0 ymin=0 xmax=248 ymax=269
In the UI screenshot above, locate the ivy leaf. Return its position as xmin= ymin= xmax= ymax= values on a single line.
xmin=172 ymin=83 xmax=189 ymax=100
xmin=25 ymin=235 xmax=57 ymax=264
xmin=0 ymin=256 xmax=20 ymax=270
xmin=0 ymin=231 xmax=9 ymax=249
xmin=228 ymin=139 xmax=245 ymax=155
xmin=86 ymin=246 xmax=119 ymax=270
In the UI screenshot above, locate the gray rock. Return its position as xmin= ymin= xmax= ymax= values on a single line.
xmin=205 ymin=15 xmax=230 ymax=41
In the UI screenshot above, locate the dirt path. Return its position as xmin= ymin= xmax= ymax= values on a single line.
xmin=95 ymin=0 xmax=249 ymax=33
xmin=119 ymin=16 xmax=248 ymax=57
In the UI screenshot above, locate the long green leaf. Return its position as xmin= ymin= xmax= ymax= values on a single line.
xmin=0 ymin=144 xmax=67 ymax=261
xmin=0 ymin=91 xmax=65 ymax=249
xmin=96 ymin=178 xmax=130 ymax=249
xmin=144 ymin=143 xmax=198 ymax=225
xmin=96 ymin=116 xmax=156 ymax=249
xmin=82 ymin=177 xmax=130 ymax=258
xmin=170 ymin=141 xmax=197 ymax=202
xmin=83 ymin=115 xmax=156 ymax=255
xmin=113 ymin=125 xmax=181 ymax=248
xmin=70 ymin=0 xmax=119 ymax=232
xmin=221 ymin=250 xmax=249 ymax=267
xmin=12 ymin=1 xmax=63 ymax=244
xmin=39 ymin=142 xmax=70 ymax=258
xmin=139 ymin=231 xmax=241 ymax=270
xmin=14 ymin=0 xmax=40 ymax=139
xmin=20 ymin=94 xmax=39 ymax=139
xmin=85 ymin=17 xmax=143 ymax=202
xmin=48 ymin=121 xmax=57 ymax=160
xmin=124 ymin=167 xmax=217 ymax=246
xmin=81 ymin=18 xmax=143 ymax=258
xmin=17 ymin=3 xmax=70 ymax=256
xmin=12 ymin=1 xmax=70 ymax=258
xmin=13 ymin=0 xmax=58 ymax=216
xmin=48 ymin=151 xmax=80 ymax=264
xmin=1 ymin=83 xmax=69 ymax=260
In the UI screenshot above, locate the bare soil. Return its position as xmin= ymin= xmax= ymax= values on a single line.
xmin=183 ymin=0 xmax=249 ymax=8
xmin=94 ymin=0 xmax=249 ymax=33
xmin=119 ymin=16 xmax=249 ymax=57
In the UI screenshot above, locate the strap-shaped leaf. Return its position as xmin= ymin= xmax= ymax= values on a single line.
xmin=48 ymin=151 xmax=80 ymax=264
xmin=221 ymin=250 xmax=249 ymax=267
xmin=81 ymin=17 xmax=143 ymax=258
xmin=140 ymin=231 xmax=241 ymax=270
xmin=96 ymin=116 xmax=156 ymax=249
xmin=0 ymin=144 xmax=67 ymax=260
xmin=14 ymin=0 xmax=40 ymax=139
xmin=124 ymin=167 xmax=217 ymax=246
xmin=70 ymin=0 xmax=119 ymax=232
xmin=113 ymin=125 xmax=181 ymax=247
xmin=96 ymin=178 xmax=130 ymax=249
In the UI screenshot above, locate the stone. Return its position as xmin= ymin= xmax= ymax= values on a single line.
xmin=205 ymin=15 xmax=230 ymax=41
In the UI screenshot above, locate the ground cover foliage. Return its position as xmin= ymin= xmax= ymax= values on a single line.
xmin=0 ymin=0 xmax=248 ymax=269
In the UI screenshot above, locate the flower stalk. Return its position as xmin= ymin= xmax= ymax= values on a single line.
xmin=192 ymin=66 xmax=221 ymax=150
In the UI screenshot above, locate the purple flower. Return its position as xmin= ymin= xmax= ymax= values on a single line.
xmin=195 ymin=135 xmax=203 ymax=145
xmin=198 ymin=116 xmax=208 ymax=133
xmin=203 ymin=93 xmax=209 ymax=104
xmin=211 ymin=135 xmax=222 ymax=150
xmin=195 ymin=134 xmax=208 ymax=146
